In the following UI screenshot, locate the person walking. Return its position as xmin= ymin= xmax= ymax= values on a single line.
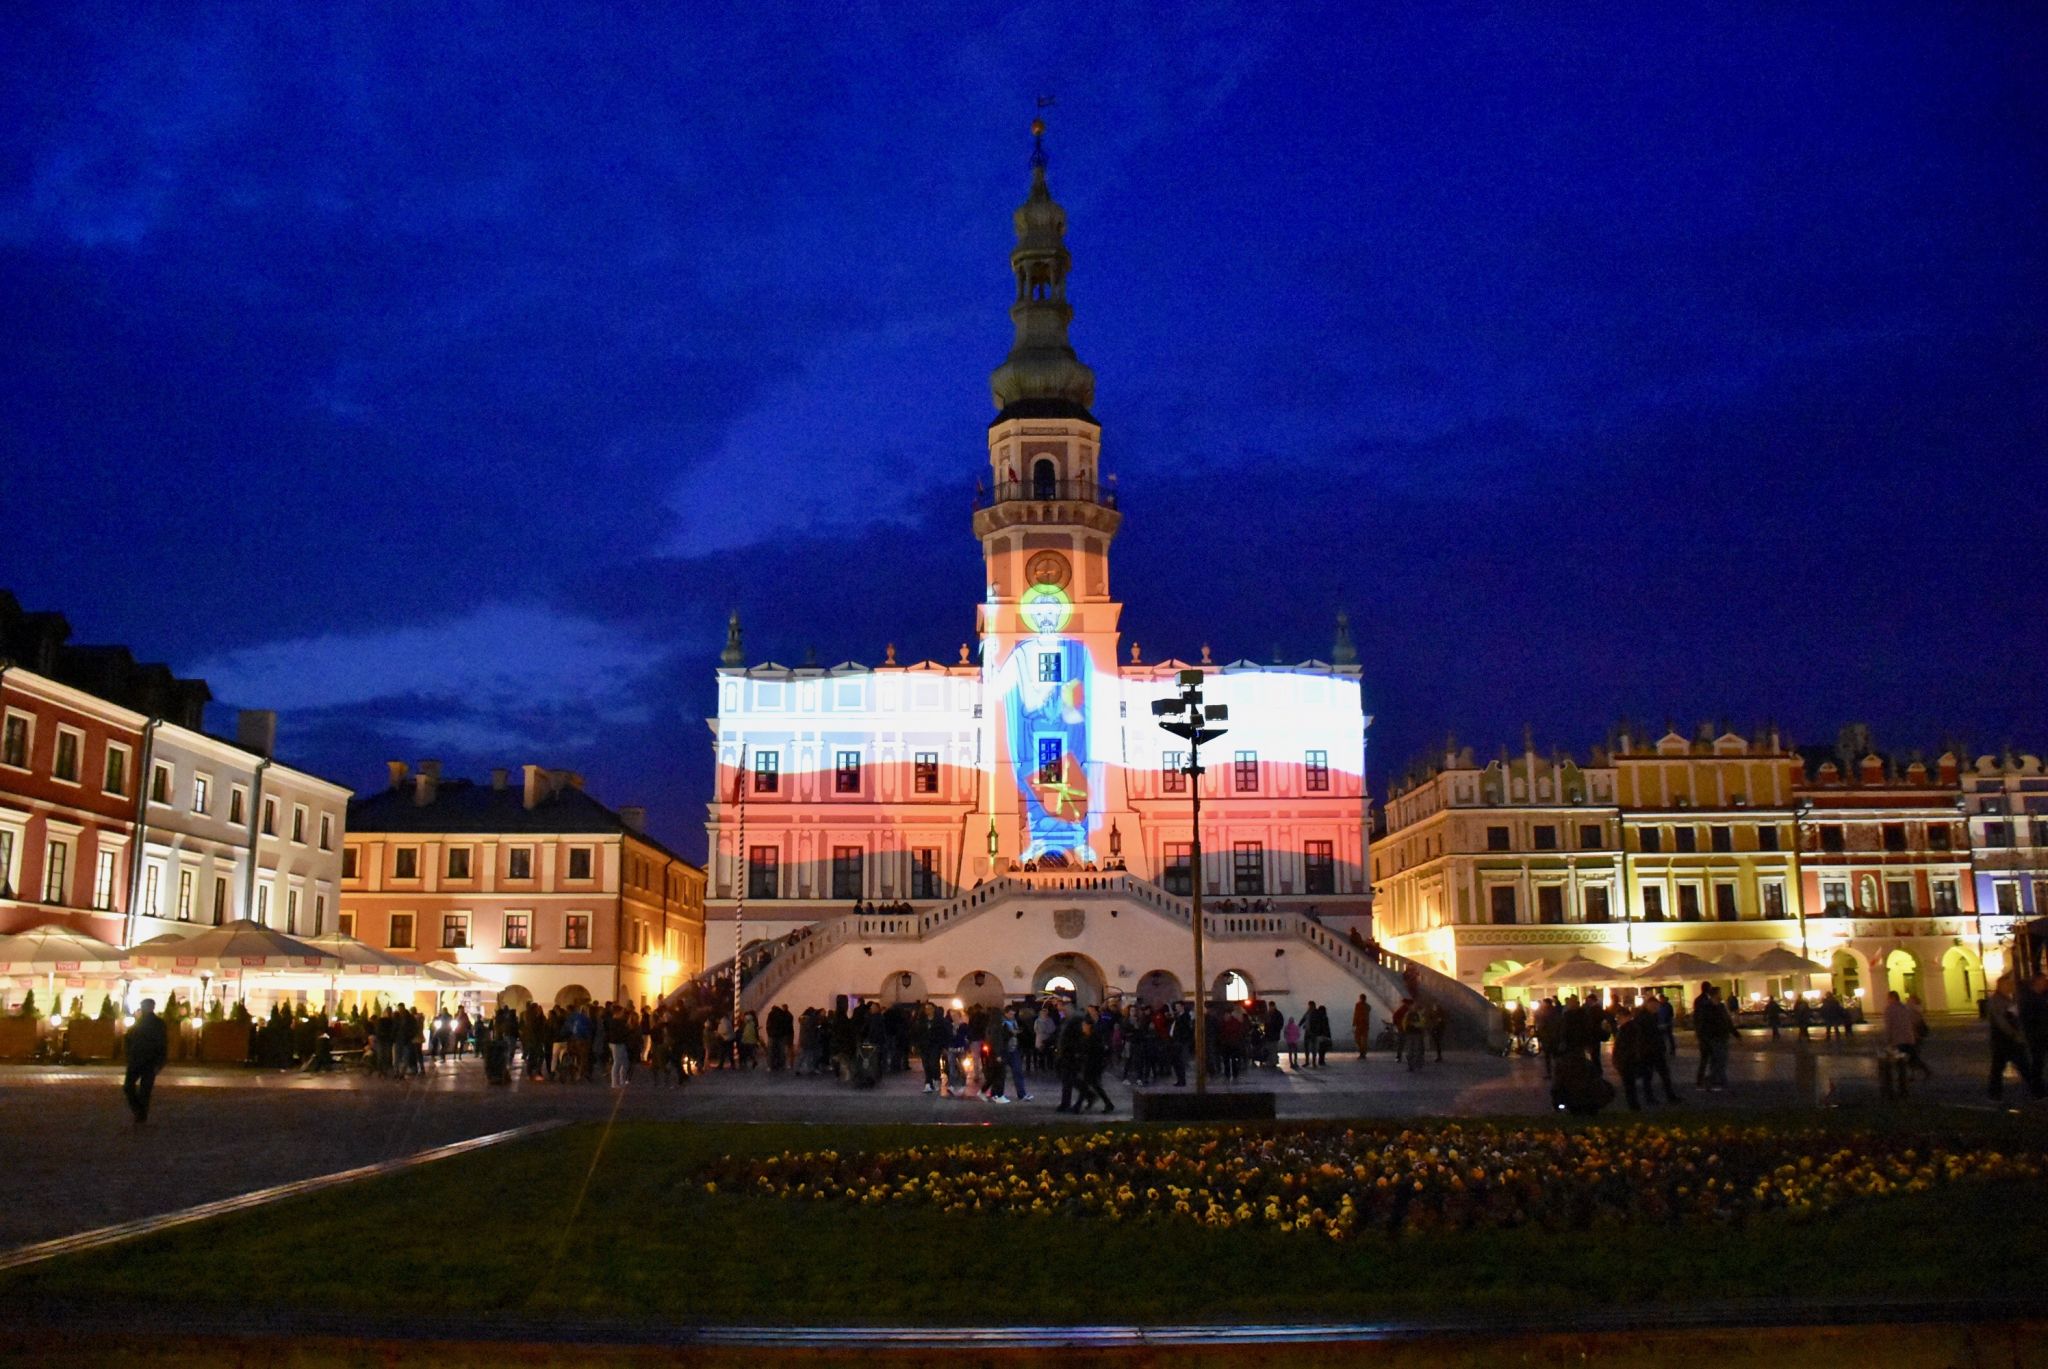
xmin=1352 ymin=994 xmax=1372 ymax=1060
xmin=1884 ymin=991 xmax=1931 ymax=1080
xmin=1403 ymin=998 xmax=1428 ymax=1072
xmin=122 ymin=998 xmax=169 ymax=1126
xmin=1081 ymin=1007 xmax=1114 ymax=1113
xmin=1427 ymin=1002 xmax=1448 ymax=1063
xmin=1282 ymin=1012 xmax=1302 ymax=1068
xmin=1987 ymin=975 xmax=2043 ymax=1102
xmin=1312 ymin=1001 xmax=1333 ymax=1067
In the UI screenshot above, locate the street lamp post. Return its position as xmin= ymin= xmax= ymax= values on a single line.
xmin=1154 ymin=668 xmax=1228 ymax=1096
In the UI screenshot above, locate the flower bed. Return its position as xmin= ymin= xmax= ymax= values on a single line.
xmin=696 ymin=1122 xmax=2045 ymax=1240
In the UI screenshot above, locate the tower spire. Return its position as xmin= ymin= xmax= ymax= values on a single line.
xmin=990 ymin=112 xmax=1095 ymax=420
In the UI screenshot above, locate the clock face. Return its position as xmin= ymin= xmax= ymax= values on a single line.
xmin=1026 ymin=551 xmax=1071 ymax=589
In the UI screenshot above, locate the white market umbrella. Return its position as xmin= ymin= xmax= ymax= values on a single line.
xmin=0 ymin=923 xmax=129 ymax=1010
xmin=1630 ymin=950 xmax=1736 ymax=983
xmin=1736 ymin=946 xmax=1827 ymax=976
xmin=1542 ymin=954 xmax=1633 ymax=986
xmin=1493 ymin=959 xmax=1553 ymax=989
xmin=303 ymin=932 xmax=422 ymax=976
xmin=125 ymin=919 xmax=340 ymax=1008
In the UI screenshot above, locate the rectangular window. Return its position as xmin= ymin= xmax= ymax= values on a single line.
xmin=291 ymin=806 xmax=306 ymax=843
xmin=564 ymin=912 xmax=591 ymax=950
xmin=1304 ymin=750 xmax=1330 ymax=792
xmin=1757 ymin=824 xmax=1781 ymax=852
xmin=1762 ymin=883 xmax=1786 ymax=919
xmin=1303 ymin=840 xmax=1335 ymax=895
xmin=1931 ymin=879 xmax=1958 ymax=911
xmin=1486 ymin=826 xmax=1511 ymax=852
xmin=1710 ymin=825 xmax=1732 ymax=853
xmin=1036 ymin=736 xmax=1062 ymax=785
xmin=1822 ymin=880 xmax=1848 ymax=913
xmin=313 ymin=893 xmax=325 ymax=936
xmin=1163 ymin=842 xmax=1194 ymax=896
xmin=913 ymin=751 xmax=939 ymax=794
xmin=753 ymin=751 xmax=779 ymax=793
xmin=178 ymin=869 xmax=195 ymax=920
xmin=835 ymin=751 xmax=861 ymax=793
xmin=1584 ymin=885 xmax=1611 ymax=923
xmin=192 ymin=775 xmax=210 ymax=814
xmin=103 ymin=745 xmax=128 ymax=796
xmin=43 ymin=839 xmax=68 ymax=903
xmin=261 ymin=798 xmax=276 ymax=836
xmin=1532 ymin=825 xmax=1558 ymax=851
xmin=1489 ymin=885 xmax=1517 ymax=925
xmin=1928 ymin=824 xmax=1952 ymax=851
xmin=319 ymin=814 xmax=333 ymax=851
xmin=52 ymin=728 xmax=81 ymax=783
xmin=911 ymin=847 xmax=941 ymax=899
xmin=143 ymin=863 xmax=161 ymax=917
xmin=1537 ymin=885 xmax=1565 ymax=924
xmin=1638 ymin=828 xmax=1663 ymax=854
xmin=1037 ymin=653 xmax=1062 ymax=683
xmin=1882 ymin=822 xmax=1907 ymax=853
xmin=342 ymin=847 xmax=359 ymax=879
xmin=1161 ymin=752 xmax=1187 ymax=793
xmin=503 ymin=912 xmax=530 ymax=949
xmin=1819 ymin=824 xmax=1846 ymax=852
xmin=1885 ymin=878 xmax=1914 ymax=915
xmin=388 ymin=912 xmax=415 ymax=950
xmin=93 ymin=850 xmax=117 ymax=910
xmin=1642 ymin=886 xmax=1665 ymax=921
xmin=1232 ymin=842 xmax=1265 ymax=895
xmin=394 ymin=847 xmax=419 ymax=879
xmin=747 ymin=846 xmax=779 ymax=900
xmin=230 ymin=787 xmax=246 ymax=825
xmin=441 ymin=913 xmax=468 ymax=949
xmin=1579 ymin=823 xmax=1603 ymax=849
xmin=337 ymin=911 xmax=356 ymax=938
xmin=831 ymin=846 xmax=864 ymax=900
xmin=1678 ymin=885 xmax=1703 ymax=922
xmin=212 ymin=876 xmax=228 ymax=925
xmin=1673 ymin=827 xmax=1698 ymax=854
xmin=1233 ymin=751 xmax=1259 ymax=792
xmin=447 ymin=847 xmax=472 ymax=879
xmin=1713 ymin=882 xmax=1738 ymax=921
xmin=0 ymin=714 xmax=27 ymax=769
xmin=285 ymin=888 xmax=299 ymax=934
xmin=255 ymin=883 xmax=270 ymax=926
xmin=508 ymin=847 xmax=534 ymax=880
xmin=1994 ymin=883 xmax=2020 ymax=915
xmin=567 ymin=847 xmax=593 ymax=880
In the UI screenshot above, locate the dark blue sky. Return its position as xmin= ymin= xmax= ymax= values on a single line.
xmin=4 ymin=5 xmax=2043 ymax=856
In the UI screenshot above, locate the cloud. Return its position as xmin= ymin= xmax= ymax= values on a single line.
xmin=186 ymin=602 xmax=665 ymax=752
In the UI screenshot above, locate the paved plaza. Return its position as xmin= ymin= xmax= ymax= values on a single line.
xmin=0 ymin=1024 xmax=2032 ymax=1253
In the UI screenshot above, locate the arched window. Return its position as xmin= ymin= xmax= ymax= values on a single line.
xmin=1032 ymin=458 xmax=1058 ymax=500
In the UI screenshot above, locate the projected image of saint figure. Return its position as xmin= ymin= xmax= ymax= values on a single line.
xmin=999 ymin=584 xmax=1095 ymax=862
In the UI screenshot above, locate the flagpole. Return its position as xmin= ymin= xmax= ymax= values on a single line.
xmin=731 ymin=741 xmax=748 ymax=1071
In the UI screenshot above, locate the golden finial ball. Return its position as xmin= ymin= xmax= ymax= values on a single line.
xmin=1031 ymin=117 xmax=1045 ymax=138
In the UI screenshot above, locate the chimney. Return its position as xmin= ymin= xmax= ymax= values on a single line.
xmin=419 ymin=759 xmax=442 ymax=782
xmin=491 ymin=768 xmax=509 ymax=791
xmin=386 ymin=761 xmax=410 ymax=791
xmin=618 ymin=806 xmax=646 ymax=834
xmin=522 ymin=764 xmax=548 ymax=810
xmin=1859 ymin=753 xmax=1885 ymax=785
xmin=413 ymin=770 xmax=438 ymax=807
xmin=236 ymin=709 xmax=277 ymax=759
xmin=1938 ymin=752 xmax=1959 ymax=786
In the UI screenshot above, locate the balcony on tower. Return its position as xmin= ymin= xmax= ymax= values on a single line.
xmin=972 ymin=468 xmax=1122 ymax=540
xmin=979 ymin=474 xmax=1117 ymax=510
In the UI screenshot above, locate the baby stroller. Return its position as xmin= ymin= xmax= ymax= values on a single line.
xmin=852 ymin=1041 xmax=881 ymax=1089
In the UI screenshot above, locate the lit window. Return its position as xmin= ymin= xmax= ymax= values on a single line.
xmin=503 ymin=912 xmax=530 ymax=949
xmin=1161 ymin=752 xmax=1188 ymax=793
xmin=564 ymin=913 xmax=590 ymax=950
xmin=43 ymin=839 xmax=69 ymax=903
xmin=753 ymin=751 xmax=779 ymax=793
xmin=442 ymin=913 xmax=469 ymax=949
xmin=914 ymin=752 xmax=939 ymax=794
xmin=1233 ymin=751 xmax=1259 ymax=792
xmin=52 ymin=729 xmax=80 ymax=783
xmin=192 ymin=775 xmax=210 ymax=814
xmin=93 ymin=850 xmax=117 ymax=910
xmin=835 ymin=751 xmax=861 ymax=793
xmin=389 ymin=912 xmax=415 ymax=950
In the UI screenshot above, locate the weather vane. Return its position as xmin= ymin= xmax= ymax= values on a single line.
xmin=1031 ymin=94 xmax=1054 ymax=165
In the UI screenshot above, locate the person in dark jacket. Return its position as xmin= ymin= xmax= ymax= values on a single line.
xmin=123 ymin=998 xmax=169 ymax=1125
xmin=1080 ymin=1006 xmax=1114 ymax=1112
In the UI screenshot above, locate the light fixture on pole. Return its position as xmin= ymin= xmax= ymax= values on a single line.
xmin=1153 ymin=668 xmax=1227 ymax=1096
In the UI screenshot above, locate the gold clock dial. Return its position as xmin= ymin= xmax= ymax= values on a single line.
xmin=1026 ymin=551 xmax=1071 ymax=588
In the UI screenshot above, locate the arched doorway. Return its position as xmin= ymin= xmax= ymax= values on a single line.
xmin=1135 ymin=969 xmax=1184 ymax=1006
xmin=879 ymin=970 xmax=927 ymax=1005
xmin=1033 ymin=953 xmax=1104 ymax=1006
xmin=1212 ymin=969 xmax=1254 ymax=1004
xmin=553 ymin=984 xmax=592 ymax=1009
xmin=1032 ymin=458 xmax=1058 ymax=500
xmin=955 ymin=970 xmax=1005 ymax=1009
xmin=497 ymin=984 xmax=533 ymax=1012
xmin=1940 ymin=946 xmax=1981 ymax=1012
xmin=1829 ymin=950 xmax=1864 ymax=1008
xmin=1884 ymin=949 xmax=1922 ymax=1002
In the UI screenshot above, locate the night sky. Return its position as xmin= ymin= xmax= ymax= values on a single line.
xmin=4 ymin=6 xmax=2043 ymax=858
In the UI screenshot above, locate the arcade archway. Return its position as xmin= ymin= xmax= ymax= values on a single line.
xmin=1034 ymin=953 xmax=1105 ymax=1006
xmin=1883 ymin=949 xmax=1922 ymax=1002
xmin=879 ymin=970 xmax=927 ymax=1005
xmin=1212 ymin=969 xmax=1254 ymax=1003
xmin=1940 ymin=945 xmax=1981 ymax=1012
xmin=1135 ymin=969 xmax=1184 ymax=1006
xmin=553 ymin=984 xmax=592 ymax=1009
xmin=955 ymin=969 xmax=1005 ymax=1009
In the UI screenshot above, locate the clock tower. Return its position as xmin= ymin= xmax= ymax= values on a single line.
xmin=973 ymin=119 xmax=1127 ymax=867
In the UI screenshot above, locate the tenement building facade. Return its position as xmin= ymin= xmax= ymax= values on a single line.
xmin=692 ymin=125 xmax=1481 ymax=1043
xmin=343 ymin=763 xmax=706 ymax=1010
xmin=1375 ymin=726 xmax=2029 ymax=1015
